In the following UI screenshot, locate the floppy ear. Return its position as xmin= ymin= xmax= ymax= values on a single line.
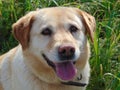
xmin=76 ymin=9 xmax=96 ymax=42
xmin=12 ymin=12 xmax=35 ymax=49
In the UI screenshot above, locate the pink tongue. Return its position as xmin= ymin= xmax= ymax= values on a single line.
xmin=55 ymin=61 xmax=77 ymax=81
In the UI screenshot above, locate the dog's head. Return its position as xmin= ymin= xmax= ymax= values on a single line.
xmin=12 ymin=7 xmax=95 ymax=83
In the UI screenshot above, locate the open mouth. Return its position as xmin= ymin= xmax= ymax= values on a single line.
xmin=42 ymin=54 xmax=77 ymax=81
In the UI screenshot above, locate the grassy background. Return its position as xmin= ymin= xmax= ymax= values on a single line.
xmin=0 ymin=0 xmax=120 ymax=90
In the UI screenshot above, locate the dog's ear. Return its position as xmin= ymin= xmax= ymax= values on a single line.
xmin=12 ymin=12 xmax=35 ymax=49
xmin=76 ymin=9 xmax=96 ymax=42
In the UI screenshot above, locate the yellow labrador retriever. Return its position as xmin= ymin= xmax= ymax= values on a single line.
xmin=0 ymin=7 xmax=96 ymax=90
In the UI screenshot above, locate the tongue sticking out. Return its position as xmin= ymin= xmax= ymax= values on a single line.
xmin=55 ymin=61 xmax=77 ymax=81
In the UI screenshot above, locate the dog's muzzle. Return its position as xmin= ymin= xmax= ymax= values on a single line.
xmin=42 ymin=54 xmax=87 ymax=87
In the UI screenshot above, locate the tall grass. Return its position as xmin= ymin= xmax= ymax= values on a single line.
xmin=0 ymin=0 xmax=120 ymax=90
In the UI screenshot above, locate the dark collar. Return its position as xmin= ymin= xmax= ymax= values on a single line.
xmin=61 ymin=81 xmax=87 ymax=87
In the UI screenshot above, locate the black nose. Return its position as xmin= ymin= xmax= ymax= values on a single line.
xmin=58 ymin=45 xmax=75 ymax=60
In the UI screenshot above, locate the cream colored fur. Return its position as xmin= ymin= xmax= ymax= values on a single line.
xmin=0 ymin=7 xmax=95 ymax=90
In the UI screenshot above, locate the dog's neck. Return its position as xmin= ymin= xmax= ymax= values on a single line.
xmin=61 ymin=74 xmax=87 ymax=87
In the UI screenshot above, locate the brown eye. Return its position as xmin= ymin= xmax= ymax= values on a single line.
xmin=69 ymin=25 xmax=78 ymax=33
xmin=41 ymin=28 xmax=52 ymax=36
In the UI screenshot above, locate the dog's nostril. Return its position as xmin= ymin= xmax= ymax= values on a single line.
xmin=70 ymin=48 xmax=75 ymax=54
xmin=60 ymin=49 xmax=66 ymax=55
xmin=58 ymin=46 xmax=75 ymax=60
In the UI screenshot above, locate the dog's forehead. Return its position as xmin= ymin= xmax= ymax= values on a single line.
xmin=39 ymin=7 xmax=77 ymax=17
xmin=35 ymin=7 xmax=82 ymax=24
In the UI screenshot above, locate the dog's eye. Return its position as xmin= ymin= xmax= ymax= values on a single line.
xmin=69 ymin=25 xmax=78 ymax=33
xmin=41 ymin=28 xmax=52 ymax=36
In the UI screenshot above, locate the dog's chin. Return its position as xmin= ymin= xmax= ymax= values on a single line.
xmin=42 ymin=54 xmax=77 ymax=81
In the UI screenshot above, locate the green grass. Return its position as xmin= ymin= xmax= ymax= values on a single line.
xmin=0 ymin=0 xmax=120 ymax=90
